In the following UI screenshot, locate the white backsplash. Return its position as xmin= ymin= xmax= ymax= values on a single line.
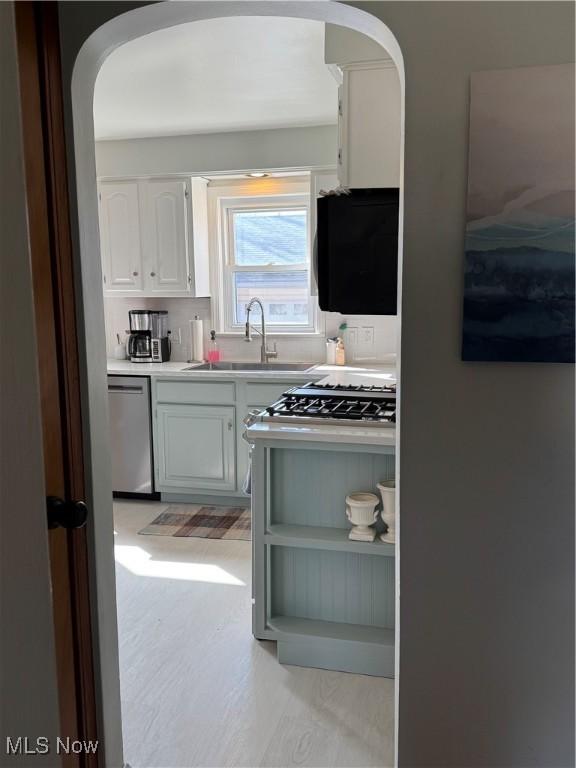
xmin=104 ymin=296 xmax=397 ymax=364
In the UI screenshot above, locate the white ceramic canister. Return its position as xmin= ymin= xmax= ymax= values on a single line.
xmin=326 ymin=338 xmax=337 ymax=365
xmin=345 ymin=492 xmax=379 ymax=542
xmin=377 ymin=480 xmax=396 ymax=543
xmin=113 ymin=333 xmax=127 ymax=360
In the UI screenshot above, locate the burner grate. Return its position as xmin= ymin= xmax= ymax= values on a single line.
xmin=265 ymin=388 xmax=396 ymax=424
xmin=262 ymin=381 xmax=397 ymax=426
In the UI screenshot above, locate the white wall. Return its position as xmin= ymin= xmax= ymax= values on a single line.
xmin=95 ymin=125 xmax=338 ymax=177
xmin=104 ymin=295 xmax=397 ymax=364
xmin=325 ymin=23 xmax=391 ymax=64
xmin=0 ymin=3 xmax=61 ymax=762
xmin=359 ymin=3 xmax=573 ymax=766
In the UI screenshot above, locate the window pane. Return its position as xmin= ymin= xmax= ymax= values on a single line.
xmin=232 ymin=209 xmax=307 ymax=266
xmin=233 ymin=271 xmax=310 ymax=325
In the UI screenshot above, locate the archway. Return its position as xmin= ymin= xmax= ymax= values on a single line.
xmin=71 ymin=4 xmax=404 ymax=765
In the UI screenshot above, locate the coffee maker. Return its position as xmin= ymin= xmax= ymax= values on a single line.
xmin=128 ymin=310 xmax=171 ymax=362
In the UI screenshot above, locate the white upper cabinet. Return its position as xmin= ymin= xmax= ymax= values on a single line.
xmin=142 ymin=179 xmax=190 ymax=294
xmin=98 ymin=176 xmax=210 ymax=298
xmin=98 ymin=181 xmax=143 ymax=292
xmin=337 ymin=62 xmax=401 ymax=189
xmin=186 ymin=177 xmax=210 ymax=298
xmin=324 ymin=25 xmax=401 ymax=188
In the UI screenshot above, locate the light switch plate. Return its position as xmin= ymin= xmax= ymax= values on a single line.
xmin=346 ymin=326 xmax=358 ymax=347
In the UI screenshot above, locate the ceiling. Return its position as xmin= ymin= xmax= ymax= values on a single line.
xmin=94 ymin=17 xmax=338 ymax=141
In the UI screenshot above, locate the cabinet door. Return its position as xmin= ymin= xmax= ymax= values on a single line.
xmin=156 ymin=404 xmax=235 ymax=491
xmin=142 ymin=179 xmax=190 ymax=294
xmin=340 ymin=64 xmax=401 ymax=188
xmin=98 ymin=181 xmax=143 ymax=292
xmin=188 ymin=177 xmax=210 ymax=297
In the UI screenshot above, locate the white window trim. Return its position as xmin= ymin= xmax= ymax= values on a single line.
xmin=208 ymin=176 xmax=322 ymax=336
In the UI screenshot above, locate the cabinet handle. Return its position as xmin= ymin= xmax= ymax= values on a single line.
xmin=150 ymin=271 xmax=156 ymax=277
xmin=227 ymin=420 xmax=233 ymax=431
xmin=132 ymin=271 xmax=138 ymax=276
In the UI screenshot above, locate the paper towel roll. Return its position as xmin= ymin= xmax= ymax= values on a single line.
xmin=190 ymin=316 xmax=204 ymax=362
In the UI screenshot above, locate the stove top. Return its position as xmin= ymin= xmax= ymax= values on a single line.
xmin=289 ymin=381 xmax=395 ymax=397
xmin=261 ymin=381 xmax=396 ymax=427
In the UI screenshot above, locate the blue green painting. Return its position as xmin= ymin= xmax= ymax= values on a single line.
xmin=462 ymin=64 xmax=575 ymax=363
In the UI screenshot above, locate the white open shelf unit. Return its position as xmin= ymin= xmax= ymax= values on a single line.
xmin=265 ymin=523 xmax=395 ymax=556
xmin=252 ymin=441 xmax=396 ymax=677
xmin=269 ymin=616 xmax=395 ymax=646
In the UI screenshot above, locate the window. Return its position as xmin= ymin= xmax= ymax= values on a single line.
xmin=229 ymin=206 xmax=310 ymax=327
xmin=211 ymin=178 xmax=317 ymax=334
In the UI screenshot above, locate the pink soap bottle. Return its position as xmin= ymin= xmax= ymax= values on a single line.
xmin=207 ymin=330 xmax=221 ymax=363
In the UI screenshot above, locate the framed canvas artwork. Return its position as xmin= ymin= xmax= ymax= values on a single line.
xmin=462 ymin=64 xmax=575 ymax=363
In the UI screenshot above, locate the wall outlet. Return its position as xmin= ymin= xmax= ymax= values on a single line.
xmin=351 ymin=325 xmax=375 ymax=360
xmin=361 ymin=326 xmax=374 ymax=346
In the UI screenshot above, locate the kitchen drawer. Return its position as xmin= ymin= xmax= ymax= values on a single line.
xmin=156 ymin=379 xmax=235 ymax=405
xmin=246 ymin=381 xmax=305 ymax=408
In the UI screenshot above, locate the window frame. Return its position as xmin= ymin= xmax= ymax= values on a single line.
xmin=209 ymin=177 xmax=320 ymax=336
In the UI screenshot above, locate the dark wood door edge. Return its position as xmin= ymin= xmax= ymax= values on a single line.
xmin=15 ymin=3 xmax=100 ymax=766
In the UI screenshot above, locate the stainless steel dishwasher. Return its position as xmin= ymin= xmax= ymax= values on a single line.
xmin=107 ymin=375 xmax=155 ymax=496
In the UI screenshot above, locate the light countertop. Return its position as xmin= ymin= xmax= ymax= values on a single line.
xmin=106 ymin=359 xmax=396 ymax=385
xmin=308 ymin=364 xmax=396 ymax=388
xmin=246 ymin=421 xmax=396 ymax=447
xmin=106 ymin=359 xmax=319 ymax=381
xmin=108 ymin=360 xmax=198 ymax=375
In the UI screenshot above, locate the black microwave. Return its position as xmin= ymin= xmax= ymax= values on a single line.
xmin=315 ymin=188 xmax=399 ymax=315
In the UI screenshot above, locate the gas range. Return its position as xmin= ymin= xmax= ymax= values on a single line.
xmin=260 ymin=381 xmax=396 ymax=428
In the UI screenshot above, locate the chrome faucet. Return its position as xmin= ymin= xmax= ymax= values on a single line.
xmin=245 ymin=297 xmax=278 ymax=363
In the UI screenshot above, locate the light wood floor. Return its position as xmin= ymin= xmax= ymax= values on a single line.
xmin=114 ymin=500 xmax=394 ymax=768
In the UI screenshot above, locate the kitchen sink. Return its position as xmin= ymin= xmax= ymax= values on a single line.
xmin=184 ymin=362 xmax=316 ymax=372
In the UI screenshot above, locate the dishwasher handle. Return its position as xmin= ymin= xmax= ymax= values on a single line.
xmin=108 ymin=384 xmax=145 ymax=394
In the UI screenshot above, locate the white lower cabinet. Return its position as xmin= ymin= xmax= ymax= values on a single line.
xmin=152 ymin=376 xmax=319 ymax=499
xmin=156 ymin=404 xmax=236 ymax=492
